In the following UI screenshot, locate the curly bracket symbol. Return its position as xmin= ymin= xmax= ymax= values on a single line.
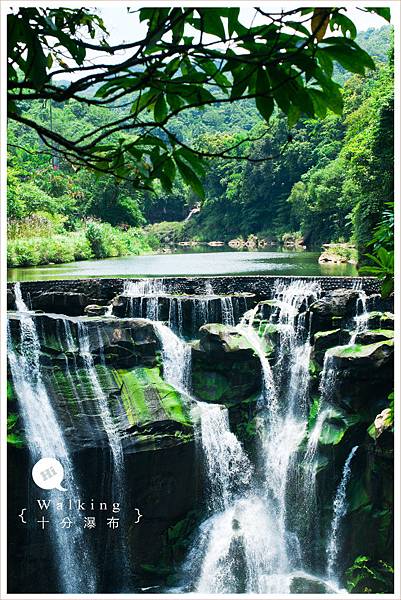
xmin=18 ymin=508 xmax=27 ymax=524
xmin=134 ymin=508 xmax=143 ymax=524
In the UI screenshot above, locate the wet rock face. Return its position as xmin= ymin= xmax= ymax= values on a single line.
xmin=191 ymin=324 xmax=262 ymax=407
xmin=309 ymin=289 xmax=362 ymax=333
xmin=312 ymin=328 xmax=350 ymax=365
xmin=327 ymin=340 xmax=394 ymax=414
xmin=30 ymin=291 xmax=93 ymax=316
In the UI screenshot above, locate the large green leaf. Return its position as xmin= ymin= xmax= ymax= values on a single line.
xmin=174 ymin=156 xmax=205 ymax=198
xmin=255 ymin=68 xmax=274 ymax=122
xmin=154 ymin=94 xmax=168 ymax=122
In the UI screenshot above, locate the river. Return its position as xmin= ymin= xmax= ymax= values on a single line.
xmin=7 ymin=247 xmax=358 ymax=281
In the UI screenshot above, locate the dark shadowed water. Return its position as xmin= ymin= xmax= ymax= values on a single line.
xmin=7 ymin=246 xmax=358 ymax=282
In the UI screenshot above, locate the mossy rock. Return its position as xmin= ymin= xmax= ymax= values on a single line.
xmin=366 ymin=311 xmax=394 ymax=330
xmin=191 ymin=370 xmax=229 ymax=403
xmin=312 ymin=328 xmax=350 ymax=364
xmin=113 ymin=366 xmax=192 ymax=427
xmin=317 ymin=406 xmax=361 ymax=447
xmin=327 ymin=339 xmax=393 ymax=367
xmin=198 ymin=323 xmax=255 ymax=355
xmin=355 ymin=329 xmax=394 ymax=345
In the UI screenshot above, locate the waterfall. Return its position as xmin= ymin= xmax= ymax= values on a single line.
xmin=152 ymin=321 xmax=192 ymax=392
xmin=238 ymin=306 xmax=277 ymax=414
xmin=192 ymin=298 xmax=213 ymax=332
xmin=123 ymin=278 xmax=243 ymax=335
xmin=349 ymin=290 xmax=369 ymax=344
xmin=271 ymin=279 xmax=321 ymax=412
xmin=186 ymin=400 xmax=284 ymax=594
xmin=8 ymin=284 xmax=97 ymax=593
xmin=221 ymin=296 xmax=235 ymax=326
xmin=301 ymin=407 xmax=330 ymax=544
xmin=75 ymin=321 xmax=132 ymax=584
xmin=196 ymin=402 xmax=252 ymax=511
xmin=255 ymin=280 xmax=321 ymax=574
xmin=123 ymin=278 xmax=164 ymax=320
xmin=326 ymin=446 xmax=359 ymax=582
xmin=76 ymin=322 xmax=124 ymax=469
xmin=168 ymin=297 xmax=184 ymax=337
xmin=182 ymin=279 xmax=324 ymax=593
xmin=152 ymin=314 xmax=280 ymax=593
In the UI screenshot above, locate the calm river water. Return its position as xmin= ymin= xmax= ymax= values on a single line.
xmin=7 ymin=246 xmax=358 ymax=282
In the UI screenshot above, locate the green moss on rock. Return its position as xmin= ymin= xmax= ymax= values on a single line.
xmin=112 ymin=366 xmax=191 ymax=426
xmin=327 ymin=339 xmax=393 ymax=363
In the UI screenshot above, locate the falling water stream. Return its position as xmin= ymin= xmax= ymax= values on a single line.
xmin=8 ymin=284 xmax=97 ymax=593
xmin=326 ymin=446 xmax=359 ymax=583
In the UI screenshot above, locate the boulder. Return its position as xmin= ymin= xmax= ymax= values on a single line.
xmin=366 ymin=311 xmax=394 ymax=330
xmin=312 ymin=329 xmax=350 ymax=364
xmin=84 ymin=304 xmax=110 ymax=316
xmin=325 ymin=340 xmax=394 ymax=414
xmin=354 ymin=329 xmax=394 ymax=345
xmin=192 ymin=324 xmax=262 ymax=406
xmin=198 ymin=323 xmax=255 ymax=357
xmin=309 ymin=289 xmax=361 ymax=333
xmin=290 ymin=575 xmax=333 ymax=594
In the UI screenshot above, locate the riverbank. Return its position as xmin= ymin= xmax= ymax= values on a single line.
xmin=7 ymin=221 xmax=156 ymax=268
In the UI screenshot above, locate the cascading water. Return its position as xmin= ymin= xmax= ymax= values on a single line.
xmin=123 ymin=278 xmax=243 ymax=335
xmin=152 ymin=321 xmax=192 ymax=392
xmin=326 ymin=446 xmax=359 ymax=582
xmin=76 ymin=322 xmax=124 ymax=470
xmin=350 ymin=290 xmax=369 ymax=344
xmin=255 ymin=280 xmax=322 ymax=578
xmin=152 ymin=314 xmax=278 ymax=593
xmin=181 ymin=279 xmax=328 ymax=593
xmin=123 ymin=278 xmax=165 ymax=320
xmin=76 ymin=321 xmax=132 ymax=587
xmin=8 ymin=284 xmax=97 ymax=593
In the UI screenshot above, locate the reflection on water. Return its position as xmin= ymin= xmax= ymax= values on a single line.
xmin=7 ymin=246 xmax=359 ymax=282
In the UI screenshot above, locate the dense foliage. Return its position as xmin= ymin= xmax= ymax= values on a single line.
xmin=9 ymin=7 xmax=386 ymax=185
xmin=7 ymin=24 xmax=393 ymax=268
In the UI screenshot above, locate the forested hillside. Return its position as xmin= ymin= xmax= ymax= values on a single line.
xmin=7 ymin=25 xmax=393 ymax=267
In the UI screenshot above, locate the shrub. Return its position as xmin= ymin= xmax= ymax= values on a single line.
xmin=7 ymin=222 xmax=152 ymax=267
xmin=85 ymin=220 xmax=115 ymax=258
xmin=7 ymin=239 xmax=41 ymax=266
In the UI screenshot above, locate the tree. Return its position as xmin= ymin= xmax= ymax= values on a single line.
xmin=8 ymin=6 xmax=390 ymax=195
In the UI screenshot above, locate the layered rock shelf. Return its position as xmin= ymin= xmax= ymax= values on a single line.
xmin=7 ymin=276 xmax=394 ymax=594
